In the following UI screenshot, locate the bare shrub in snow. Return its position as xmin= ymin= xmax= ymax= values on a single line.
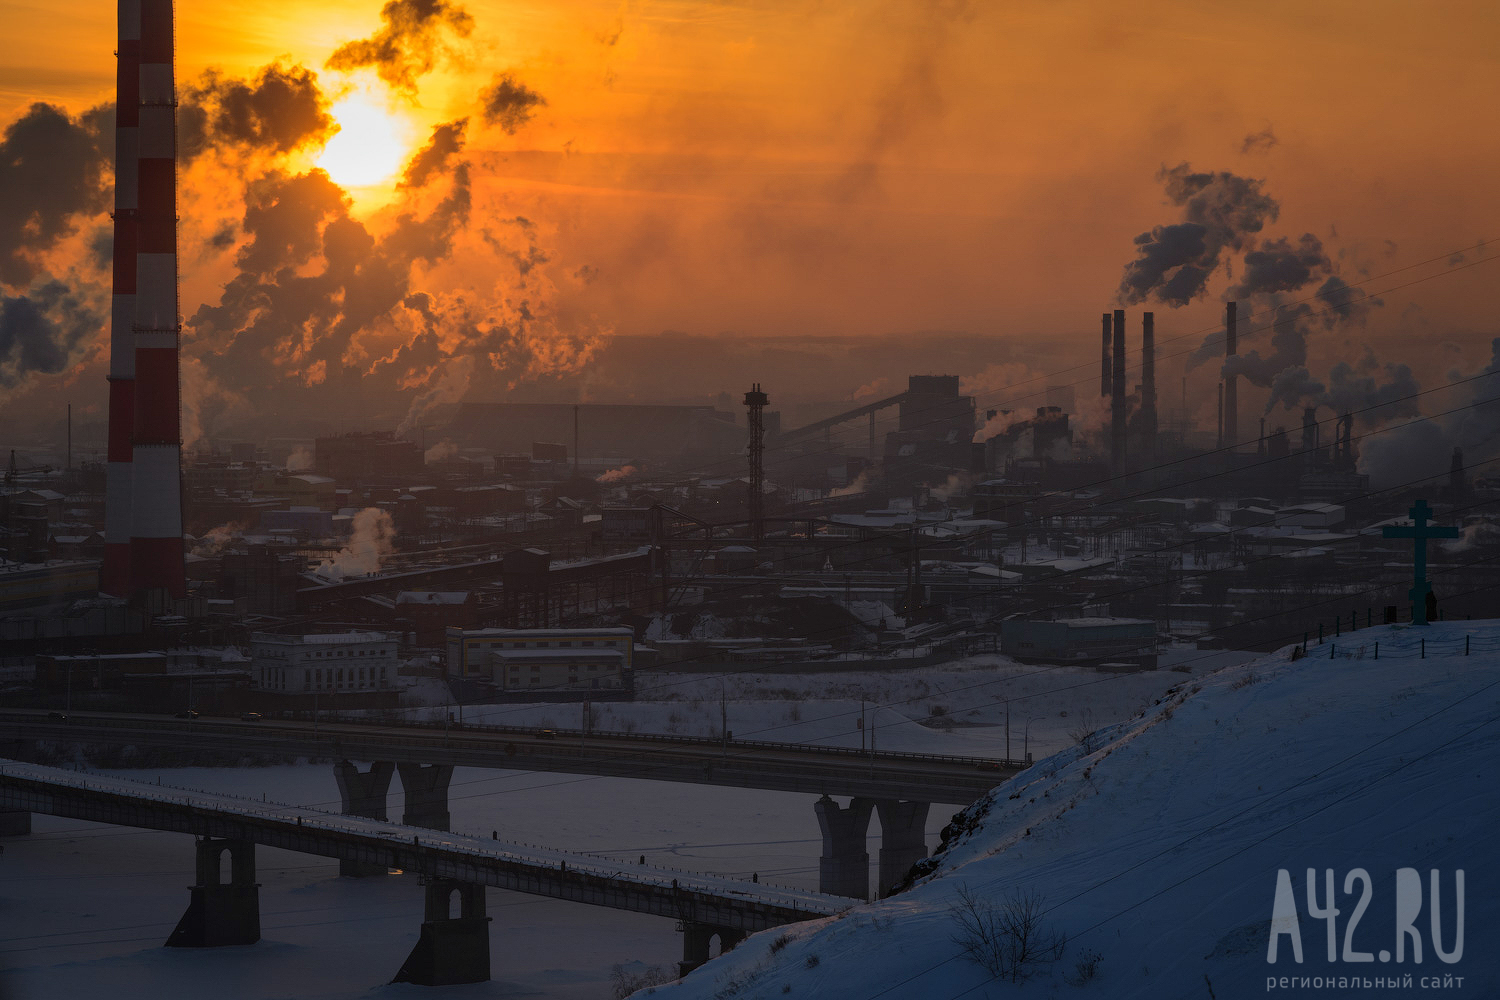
xmin=611 ymin=962 xmax=673 ymax=997
xmin=950 ymin=886 xmax=1066 ymax=983
xmin=1065 ymin=948 xmax=1103 ymax=985
xmin=1069 ymin=709 xmax=1100 ymax=753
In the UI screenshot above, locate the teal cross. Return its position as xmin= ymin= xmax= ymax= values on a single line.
xmin=1382 ymin=500 xmax=1459 ymax=626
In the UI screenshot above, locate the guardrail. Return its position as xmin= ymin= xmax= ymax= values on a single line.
xmin=1 ymin=709 xmax=1031 ymax=772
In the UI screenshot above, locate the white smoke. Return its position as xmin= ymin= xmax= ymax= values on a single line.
xmin=191 ymin=521 xmax=248 ymax=557
xmin=829 ymin=468 xmax=873 ymax=497
xmin=397 ymin=355 xmax=474 ymax=438
xmin=314 ymin=507 xmax=396 ymax=580
xmin=973 ymin=409 xmax=1031 ymax=444
xmin=596 ymin=464 xmax=638 ymax=483
xmin=286 ymin=446 xmax=315 ymax=471
xmin=425 ymin=440 xmax=459 ymax=464
xmin=928 ymin=473 xmax=970 ymax=502
xmin=1444 ymin=521 xmax=1500 ymax=553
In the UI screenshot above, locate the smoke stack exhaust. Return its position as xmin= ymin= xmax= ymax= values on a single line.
xmin=1224 ymin=301 xmax=1238 ymax=449
xmin=102 ymin=0 xmax=141 ymax=596
xmin=1111 ymin=309 xmax=1126 ymax=469
xmin=1100 ymin=313 xmax=1112 ymax=397
xmin=129 ymin=0 xmax=186 ymax=597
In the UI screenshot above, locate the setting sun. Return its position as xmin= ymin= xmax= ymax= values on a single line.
xmin=316 ymin=92 xmax=410 ymax=188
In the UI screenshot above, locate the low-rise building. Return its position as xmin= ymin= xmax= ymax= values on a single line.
xmin=445 ymin=626 xmax=634 ymax=692
xmin=1000 ymin=617 xmax=1157 ymax=667
xmin=250 ymin=630 xmax=398 ymax=695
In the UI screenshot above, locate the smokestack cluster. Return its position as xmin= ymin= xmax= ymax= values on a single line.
xmin=104 ymin=0 xmax=185 ymax=598
xmin=1111 ymin=308 xmax=1126 ymax=468
xmin=1224 ymin=301 xmax=1238 ymax=448
xmin=102 ymin=0 xmax=140 ymax=596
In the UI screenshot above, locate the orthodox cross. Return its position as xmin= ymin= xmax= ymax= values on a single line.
xmin=1382 ymin=500 xmax=1459 ymax=625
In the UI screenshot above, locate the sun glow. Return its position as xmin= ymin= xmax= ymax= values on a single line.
xmin=316 ymin=92 xmax=411 ymax=189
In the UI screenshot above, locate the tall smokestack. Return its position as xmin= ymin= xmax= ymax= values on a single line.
xmin=1100 ymin=313 xmax=1112 ymax=397
xmin=1111 ymin=309 xmax=1126 ymax=469
xmin=129 ymin=0 xmax=185 ymax=597
xmin=102 ymin=0 xmax=141 ymax=597
xmin=1141 ymin=311 xmax=1157 ymax=454
xmin=1224 ymin=301 xmax=1238 ymax=449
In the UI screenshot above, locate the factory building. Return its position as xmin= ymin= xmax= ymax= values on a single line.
xmin=1000 ymin=617 xmax=1157 ymax=667
xmin=445 ymin=626 xmax=634 ymax=692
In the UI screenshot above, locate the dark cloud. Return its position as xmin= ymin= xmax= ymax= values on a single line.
xmin=400 ymin=119 xmax=467 ymax=188
xmin=180 ymin=63 xmax=334 ymax=160
xmin=480 ymin=74 xmax=546 ymax=134
xmin=1315 ymin=275 xmax=1378 ymax=326
xmin=1322 ymin=353 xmax=1420 ymax=425
xmin=1265 ymin=365 xmax=1324 ymax=413
xmin=326 ymin=0 xmax=474 ymax=94
xmin=1240 ymin=127 xmax=1278 ymax=155
xmin=0 ymin=279 xmax=101 ymax=386
xmin=1228 ymin=233 xmax=1330 ymax=299
xmin=0 ymin=103 xmax=110 ymax=288
xmin=1118 ymin=163 xmax=1279 ymax=307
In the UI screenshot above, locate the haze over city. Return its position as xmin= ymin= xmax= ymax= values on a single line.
xmin=0 ymin=2 xmax=1495 ymax=999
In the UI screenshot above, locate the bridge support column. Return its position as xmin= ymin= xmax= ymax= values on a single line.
xmin=392 ymin=879 xmax=492 ymax=986
xmin=814 ymin=794 xmax=873 ymax=900
xmin=0 ymin=809 xmax=30 ymax=836
xmin=334 ymin=760 xmax=394 ymax=876
xmin=874 ymin=799 xmax=929 ymax=898
xmin=398 ymin=763 xmax=453 ymax=831
xmin=165 ymin=837 xmax=260 ymax=947
xmin=678 ymin=922 xmax=746 ymax=978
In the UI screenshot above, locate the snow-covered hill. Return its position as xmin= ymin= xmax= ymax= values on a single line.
xmin=647 ymin=622 xmax=1499 ymax=999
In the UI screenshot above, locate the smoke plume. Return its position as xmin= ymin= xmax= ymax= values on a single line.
xmin=326 ymin=0 xmax=474 ymax=94
xmin=480 ymin=74 xmax=547 ymax=134
xmin=1118 ymin=163 xmax=1279 ymax=307
xmin=0 ymin=104 xmax=110 ymax=288
xmin=401 ymin=119 xmax=467 ymax=188
xmin=0 ymin=280 xmax=102 ymax=387
xmin=596 ymin=464 xmax=638 ymax=483
xmin=180 ymin=63 xmax=335 ymax=161
xmin=315 ymin=507 xmax=397 ymax=579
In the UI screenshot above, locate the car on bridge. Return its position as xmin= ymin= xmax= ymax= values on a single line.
xmin=239 ymin=712 xmax=263 ymax=722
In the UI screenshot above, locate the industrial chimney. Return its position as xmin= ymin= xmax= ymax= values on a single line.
xmin=128 ymin=0 xmax=186 ymax=598
xmin=1140 ymin=311 xmax=1157 ymax=454
xmin=1100 ymin=313 xmax=1112 ymax=397
xmin=1224 ymin=302 xmax=1239 ymax=449
xmin=1111 ymin=309 xmax=1126 ymax=469
xmin=102 ymin=0 xmax=140 ymax=596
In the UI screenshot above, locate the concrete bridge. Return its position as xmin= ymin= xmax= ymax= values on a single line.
xmin=2 ymin=708 xmax=1024 ymax=901
xmin=0 ymin=760 xmax=847 ymax=984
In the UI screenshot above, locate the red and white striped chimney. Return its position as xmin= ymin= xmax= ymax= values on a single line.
xmin=129 ymin=0 xmax=185 ymax=597
xmin=102 ymin=0 xmax=141 ymax=596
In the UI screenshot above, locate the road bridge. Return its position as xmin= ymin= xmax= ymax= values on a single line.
xmin=2 ymin=709 xmax=1023 ymax=900
xmin=0 ymin=760 xmax=845 ymax=984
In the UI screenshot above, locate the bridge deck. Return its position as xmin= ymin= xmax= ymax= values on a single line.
xmin=0 ymin=710 xmax=1016 ymax=803
xmin=0 ymin=760 xmax=847 ymax=933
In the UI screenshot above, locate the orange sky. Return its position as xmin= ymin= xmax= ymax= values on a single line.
xmin=1 ymin=0 xmax=1498 ymax=437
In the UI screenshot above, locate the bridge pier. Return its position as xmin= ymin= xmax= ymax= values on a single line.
xmin=814 ymin=794 xmax=874 ymax=900
xmin=0 ymin=809 xmax=30 ymax=836
xmin=165 ymin=837 xmax=260 ymax=947
xmin=678 ymin=922 xmax=747 ymax=978
xmin=874 ymin=799 xmax=929 ymax=898
xmin=398 ymin=763 xmax=453 ymax=831
xmin=334 ymin=760 xmax=395 ymax=876
xmin=392 ymin=878 xmax=492 ymax=986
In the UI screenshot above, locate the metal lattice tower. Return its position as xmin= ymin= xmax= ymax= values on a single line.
xmin=743 ymin=384 xmax=768 ymax=544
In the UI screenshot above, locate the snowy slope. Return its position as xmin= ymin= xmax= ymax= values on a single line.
xmin=647 ymin=621 xmax=1500 ymax=999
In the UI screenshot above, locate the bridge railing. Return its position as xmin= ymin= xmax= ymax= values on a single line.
xmin=6 ymin=709 xmax=1031 ymax=772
